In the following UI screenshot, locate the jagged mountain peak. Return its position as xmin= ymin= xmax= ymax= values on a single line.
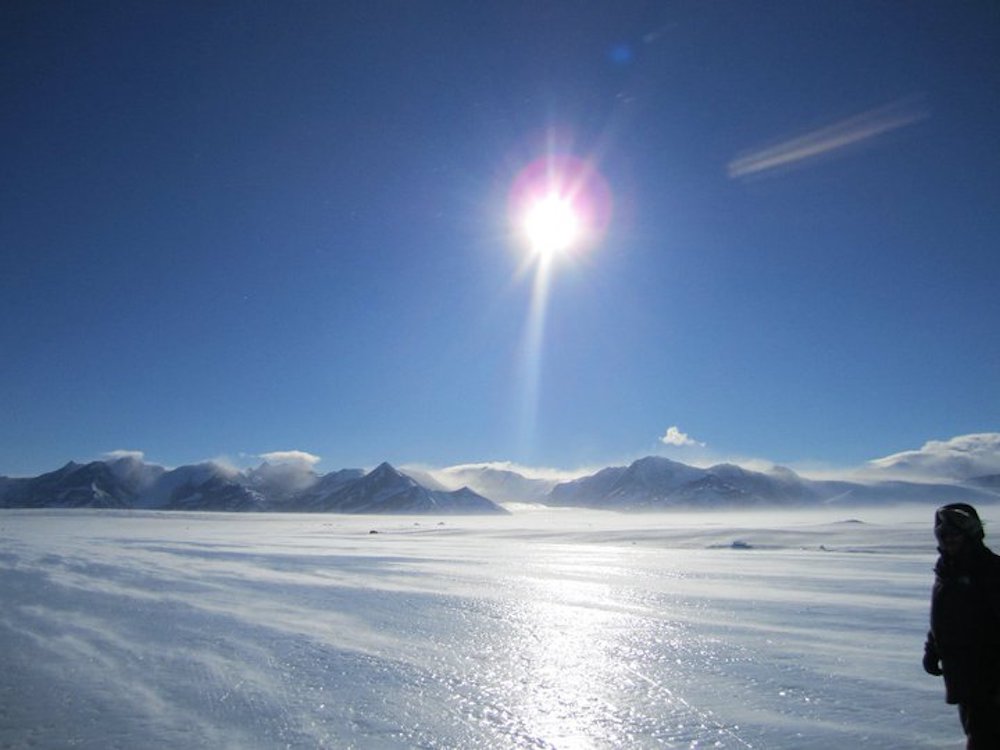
xmin=370 ymin=461 xmax=400 ymax=475
xmin=363 ymin=462 xmax=421 ymax=489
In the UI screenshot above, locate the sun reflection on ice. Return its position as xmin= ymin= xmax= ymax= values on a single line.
xmin=501 ymin=574 xmax=631 ymax=747
xmin=455 ymin=547 xmax=759 ymax=749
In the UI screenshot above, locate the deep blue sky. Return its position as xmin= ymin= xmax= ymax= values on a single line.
xmin=3 ymin=1 xmax=998 ymax=476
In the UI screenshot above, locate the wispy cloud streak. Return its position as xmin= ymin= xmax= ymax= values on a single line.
xmin=728 ymin=95 xmax=928 ymax=178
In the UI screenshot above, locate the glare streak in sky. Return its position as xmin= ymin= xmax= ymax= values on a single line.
xmin=516 ymin=255 xmax=555 ymax=458
xmin=728 ymin=95 xmax=929 ymax=178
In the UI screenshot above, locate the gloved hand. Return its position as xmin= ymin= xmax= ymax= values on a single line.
xmin=923 ymin=649 xmax=943 ymax=676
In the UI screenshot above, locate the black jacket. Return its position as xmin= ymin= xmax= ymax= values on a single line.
xmin=926 ymin=543 xmax=1000 ymax=704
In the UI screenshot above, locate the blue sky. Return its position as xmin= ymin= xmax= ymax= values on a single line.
xmin=3 ymin=1 xmax=998 ymax=477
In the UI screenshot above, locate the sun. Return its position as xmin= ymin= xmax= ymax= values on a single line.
xmin=523 ymin=193 xmax=581 ymax=258
xmin=509 ymin=153 xmax=611 ymax=266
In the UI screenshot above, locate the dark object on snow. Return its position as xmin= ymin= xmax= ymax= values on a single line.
xmin=924 ymin=503 xmax=1000 ymax=748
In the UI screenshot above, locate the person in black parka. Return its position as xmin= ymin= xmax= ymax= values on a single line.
xmin=924 ymin=503 xmax=1000 ymax=749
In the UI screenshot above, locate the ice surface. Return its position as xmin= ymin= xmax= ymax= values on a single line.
xmin=0 ymin=506 xmax=970 ymax=749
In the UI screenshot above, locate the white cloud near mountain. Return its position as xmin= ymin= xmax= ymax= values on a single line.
xmin=103 ymin=450 xmax=146 ymax=462
xmin=864 ymin=433 xmax=1000 ymax=481
xmin=251 ymin=451 xmax=324 ymax=497
xmin=258 ymin=451 xmax=321 ymax=467
xmin=660 ymin=426 xmax=705 ymax=448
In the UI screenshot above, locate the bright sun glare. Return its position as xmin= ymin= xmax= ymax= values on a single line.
xmin=523 ymin=193 xmax=581 ymax=257
xmin=508 ymin=152 xmax=612 ymax=267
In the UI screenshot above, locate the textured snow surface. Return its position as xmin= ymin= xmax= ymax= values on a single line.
xmin=0 ymin=507 xmax=970 ymax=749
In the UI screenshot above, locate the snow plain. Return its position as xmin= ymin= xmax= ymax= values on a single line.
xmin=0 ymin=505 xmax=975 ymax=749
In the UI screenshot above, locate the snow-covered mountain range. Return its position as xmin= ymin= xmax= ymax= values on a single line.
xmin=0 ymin=456 xmax=506 ymax=514
xmin=2 ymin=452 xmax=998 ymax=512
xmin=539 ymin=456 xmax=999 ymax=509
